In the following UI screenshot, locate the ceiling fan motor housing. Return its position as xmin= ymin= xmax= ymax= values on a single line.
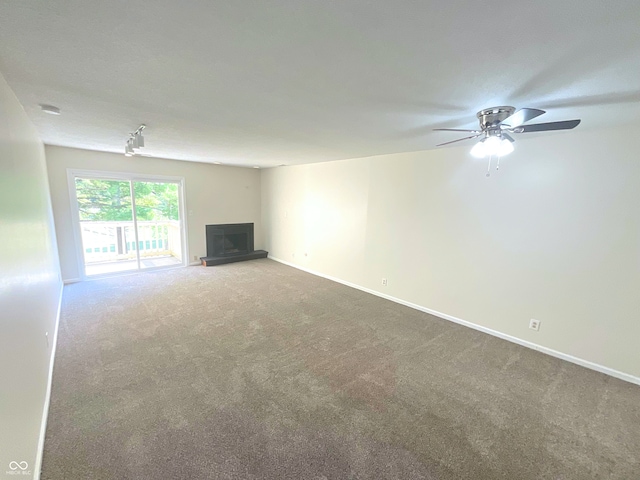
xmin=477 ymin=106 xmax=515 ymax=133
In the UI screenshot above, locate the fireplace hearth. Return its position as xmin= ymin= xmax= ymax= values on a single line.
xmin=200 ymin=223 xmax=268 ymax=266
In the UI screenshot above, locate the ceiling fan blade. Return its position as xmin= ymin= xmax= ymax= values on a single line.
xmin=501 ymin=132 xmax=515 ymax=143
xmin=500 ymin=108 xmax=545 ymax=127
xmin=436 ymin=133 xmax=482 ymax=147
xmin=433 ymin=128 xmax=480 ymax=133
xmin=517 ymin=119 xmax=581 ymax=133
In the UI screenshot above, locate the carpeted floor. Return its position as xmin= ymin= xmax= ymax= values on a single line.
xmin=42 ymin=259 xmax=640 ymax=479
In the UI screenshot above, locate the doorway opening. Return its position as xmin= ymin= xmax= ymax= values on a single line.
xmin=69 ymin=171 xmax=187 ymax=277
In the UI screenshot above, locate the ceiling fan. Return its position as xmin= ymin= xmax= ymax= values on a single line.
xmin=434 ymin=106 xmax=581 ymax=174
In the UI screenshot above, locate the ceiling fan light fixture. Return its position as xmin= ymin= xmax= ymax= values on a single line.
xmin=470 ymin=135 xmax=514 ymax=158
xmin=498 ymin=137 xmax=514 ymax=156
xmin=484 ymin=136 xmax=502 ymax=156
xmin=470 ymin=139 xmax=487 ymax=158
xmin=439 ymin=106 xmax=580 ymax=172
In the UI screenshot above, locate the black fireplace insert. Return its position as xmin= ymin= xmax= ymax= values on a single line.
xmin=206 ymin=223 xmax=255 ymax=257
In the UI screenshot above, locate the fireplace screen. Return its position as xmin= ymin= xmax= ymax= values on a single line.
xmin=206 ymin=223 xmax=254 ymax=257
xmin=212 ymin=233 xmax=248 ymax=255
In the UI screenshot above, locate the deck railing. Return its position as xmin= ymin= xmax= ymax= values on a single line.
xmin=80 ymin=220 xmax=181 ymax=264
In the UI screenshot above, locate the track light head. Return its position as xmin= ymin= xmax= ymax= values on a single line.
xmin=125 ymin=139 xmax=135 ymax=156
xmin=132 ymin=133 xmax=144 ymax=150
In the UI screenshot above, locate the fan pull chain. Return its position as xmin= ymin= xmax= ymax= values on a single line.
xmin=496 ymin=155 xmax=501 ymax=170
xmin=486 ymin=155 xmax=492 ymax=177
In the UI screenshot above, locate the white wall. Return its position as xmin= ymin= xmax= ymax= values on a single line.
xmin=0 ymin=73 xmax=62 ymax=478
xmin=261 ymin=123 xmax=640 ymax=380
xmin=46 ymin=146 xmax=262 ymax=281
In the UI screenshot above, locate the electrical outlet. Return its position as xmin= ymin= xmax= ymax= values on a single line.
xmin=529 ymin=319 xmax=541 ymax=331
xmin=382 ymin=278 xmax=388 ymax=286
xmin=193 ymin=255 xmax=198 ymax=261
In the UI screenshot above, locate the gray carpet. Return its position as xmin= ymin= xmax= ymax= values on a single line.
xmin=42 ymin=259 xmax=640 ymax=479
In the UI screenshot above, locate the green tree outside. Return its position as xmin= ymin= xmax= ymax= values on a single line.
xmin=76 ymin=179 xmax=179 ymax=221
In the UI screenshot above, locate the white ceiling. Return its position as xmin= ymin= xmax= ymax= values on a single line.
xmin=0 ymin=1 xmax=639 ymax=167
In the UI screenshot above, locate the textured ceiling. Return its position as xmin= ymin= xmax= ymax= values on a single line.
xmin=0 ymin=1 xmax=639 ymax=167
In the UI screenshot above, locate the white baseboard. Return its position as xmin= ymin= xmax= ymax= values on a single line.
xmin=63 ymin=278 xmax=80 ymax=284
xmin=33 ymin=282 xmax=64 ymax=480
xmin=189 ymin=261 xmax=201 ymax=266
xmin=269 ymin=255 xmax=640 ymax=387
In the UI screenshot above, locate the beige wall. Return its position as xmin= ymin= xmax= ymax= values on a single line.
xmin=261 ymin=123 xmax=640 ymax=379
xmin=46 ymin=146 xmax=262 ymax=281
xmin=0 ymin=73 xmax=62 ymax=478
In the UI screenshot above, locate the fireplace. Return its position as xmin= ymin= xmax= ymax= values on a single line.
xmin=201 ymin=223 xmax=267 ymax=266
xmin=206 ymin=223 xmax=254 ymax=257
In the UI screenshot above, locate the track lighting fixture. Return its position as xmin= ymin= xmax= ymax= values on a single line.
xmin=124 ymin=124 xmax=146 ymax=157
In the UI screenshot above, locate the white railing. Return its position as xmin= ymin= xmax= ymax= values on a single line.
xmin=80 ymin=220 xmax=181 ymax=264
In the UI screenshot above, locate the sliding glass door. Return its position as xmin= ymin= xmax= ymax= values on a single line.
xmin=133 ymin=181 xmax=183 ymax=270
xmin=71 ymin=171 xmax=186 ymax=277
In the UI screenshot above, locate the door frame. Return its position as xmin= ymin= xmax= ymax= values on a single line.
xmin=67 ymin=168 xmax=189 ymax=280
